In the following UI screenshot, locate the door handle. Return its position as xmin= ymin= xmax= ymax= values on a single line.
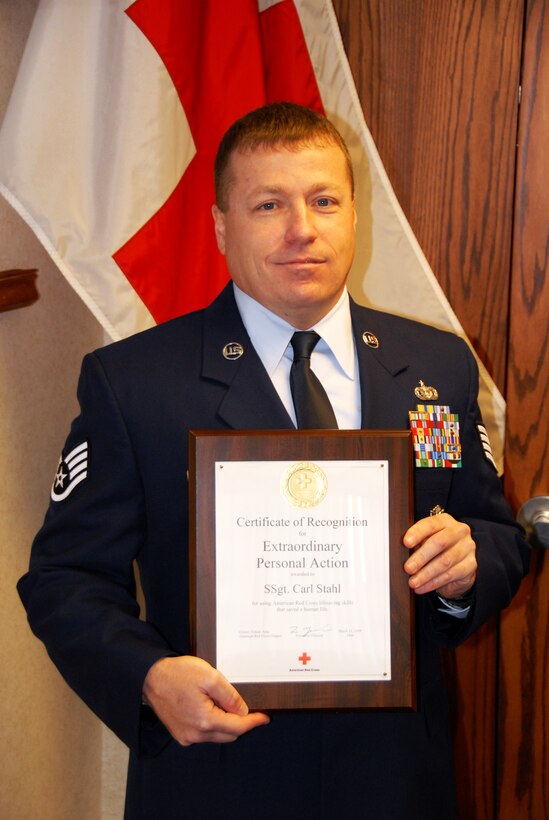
xmin=517 ymin=496 xmax=549 ymax=549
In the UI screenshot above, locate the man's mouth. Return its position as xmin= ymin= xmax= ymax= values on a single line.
xmin=277 ymin=257 xmax=325 ymax=265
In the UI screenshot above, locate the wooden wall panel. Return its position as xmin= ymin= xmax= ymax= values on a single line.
xmin=499 ymin=0 xmax=549 ymax=816
xmin=332 ymin=3 xmax=525 ymax=818
xmin=333 ymin=0 xmax=523 ymax=387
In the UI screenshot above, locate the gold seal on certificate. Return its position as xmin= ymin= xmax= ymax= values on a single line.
xmin=281 ymin=461 xmax=328 ymax=508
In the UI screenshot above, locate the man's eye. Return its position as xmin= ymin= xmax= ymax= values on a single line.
xmin=316 ymin=197 xmax=331 ymax=207
xmin=259 ymin=202 xmax=276 ymax=211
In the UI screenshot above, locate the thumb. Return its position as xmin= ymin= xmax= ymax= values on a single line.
xmin=205 ymin=671 xmax=250 ymax=717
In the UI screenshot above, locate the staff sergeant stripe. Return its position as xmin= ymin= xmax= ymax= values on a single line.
xmin=477 ymin=424 xmax=497 ymax=470
xmin=51 ymin=441 xmax=89 ymax=502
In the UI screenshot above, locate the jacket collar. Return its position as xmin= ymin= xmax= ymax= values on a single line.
xmin=201 ymin=285 xmax=414 ymax=430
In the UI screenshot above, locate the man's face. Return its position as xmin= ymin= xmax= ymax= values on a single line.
xmin=212 ymin=141 xmax=356 ymax=329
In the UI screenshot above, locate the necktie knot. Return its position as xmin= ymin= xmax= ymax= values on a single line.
xmin=290 ymin=330 xmax=321 ymax=361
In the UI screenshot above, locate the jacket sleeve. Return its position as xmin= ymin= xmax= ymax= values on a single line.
xmin=17 ymin=352 xmax=174 ymax=755
xmin=421 ymin=340 xmax=530 ymax=647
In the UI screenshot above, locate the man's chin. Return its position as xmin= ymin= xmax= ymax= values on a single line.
xmin=273 ymin=292 xmax=337 ymax=328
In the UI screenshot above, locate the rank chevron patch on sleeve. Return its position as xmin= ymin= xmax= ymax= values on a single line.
xmin=477 ymin=424 xmax=498 ymax=471
xmin=50 ymin=441 xmax=89 ymax=502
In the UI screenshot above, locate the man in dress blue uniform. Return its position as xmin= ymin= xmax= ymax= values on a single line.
xmin=18 ymin=103 xmax=529 ymax=819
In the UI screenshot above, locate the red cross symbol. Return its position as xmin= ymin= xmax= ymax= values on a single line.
xmin=298 ymin=652 xmax=311 ymax=666
xmin=118 ymin=1 xmax=323 ymax=325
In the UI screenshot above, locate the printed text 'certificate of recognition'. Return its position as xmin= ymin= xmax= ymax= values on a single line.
xmin=215 ymin=460 xmax=390 ymax=683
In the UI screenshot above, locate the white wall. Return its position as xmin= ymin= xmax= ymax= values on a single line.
xmin=1 ymin=2 xmax=126 ymax=817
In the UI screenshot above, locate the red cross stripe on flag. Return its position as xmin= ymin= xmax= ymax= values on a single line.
xmin=115 ymin=0 xmax=324 ymax=324
xmin=299 ymin=651 xmax=311 ymax=666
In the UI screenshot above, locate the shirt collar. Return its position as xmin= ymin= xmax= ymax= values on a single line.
xmin=233 ymin=283 xmax=355 ymax=380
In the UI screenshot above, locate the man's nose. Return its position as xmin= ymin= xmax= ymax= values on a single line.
xmin=285 ymin=203 xmax=317 ymax=243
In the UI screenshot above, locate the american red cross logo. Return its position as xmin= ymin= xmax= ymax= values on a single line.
xmin=299 ymin=652 xmax=311 ymax=666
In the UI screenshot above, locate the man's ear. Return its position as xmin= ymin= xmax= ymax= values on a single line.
xmin=212 ymin=204 xmax=226 ymax=254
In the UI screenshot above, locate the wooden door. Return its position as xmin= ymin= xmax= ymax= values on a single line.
xmin=498 ymin=0 xmax=549 ymax=817
xmin=332 ymin=1 xmax=549 ymax=817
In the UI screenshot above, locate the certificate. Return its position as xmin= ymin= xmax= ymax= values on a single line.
xmin=189 ymin=430 xmax=415 ymax=710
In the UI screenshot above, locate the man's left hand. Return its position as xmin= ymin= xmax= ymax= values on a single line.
xmin=402 ymin=513 xmax=477 ymax=600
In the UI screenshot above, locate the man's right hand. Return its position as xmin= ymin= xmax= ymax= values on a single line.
xmin=142 ymin=655 xmax=270 ymax=746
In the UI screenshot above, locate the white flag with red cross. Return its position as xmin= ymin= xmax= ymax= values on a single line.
xmin=0 ymin=0 xmax=505 ymax=470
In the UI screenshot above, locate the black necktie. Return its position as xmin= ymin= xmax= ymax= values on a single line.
xmin=290 ymin=331 xmax=338 ymax=429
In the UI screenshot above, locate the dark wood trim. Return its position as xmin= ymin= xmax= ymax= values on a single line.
xmin=0 ymin=269 xmax=39 ymax=312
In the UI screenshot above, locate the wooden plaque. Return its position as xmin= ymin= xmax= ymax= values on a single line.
xmin=189 ymin=429 xmax=415 ymax=711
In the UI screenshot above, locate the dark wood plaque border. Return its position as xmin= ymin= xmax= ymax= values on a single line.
xmin=189 ymin=429 xmax=415 ymax=711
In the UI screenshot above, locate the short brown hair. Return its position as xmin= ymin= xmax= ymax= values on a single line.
xmin=214 ymin=102 xmax=354 ymax=211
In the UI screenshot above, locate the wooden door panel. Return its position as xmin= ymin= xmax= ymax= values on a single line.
xmin=333 ymin=0 xmax=523 ymax=386
xmin=499 ymin=0 xmax=549 ymax=816
xmin=331 ymin=2 xmax=527 ymax=817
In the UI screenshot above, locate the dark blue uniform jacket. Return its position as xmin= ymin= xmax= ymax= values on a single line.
xmin=18 ymin=284 xmax=529 ymax=820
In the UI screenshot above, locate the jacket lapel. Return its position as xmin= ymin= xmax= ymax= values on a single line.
xmin=201 ymin=285 xmax=294 ymax=430
xmin=350 ymin=300 xmax=413 ymax=429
